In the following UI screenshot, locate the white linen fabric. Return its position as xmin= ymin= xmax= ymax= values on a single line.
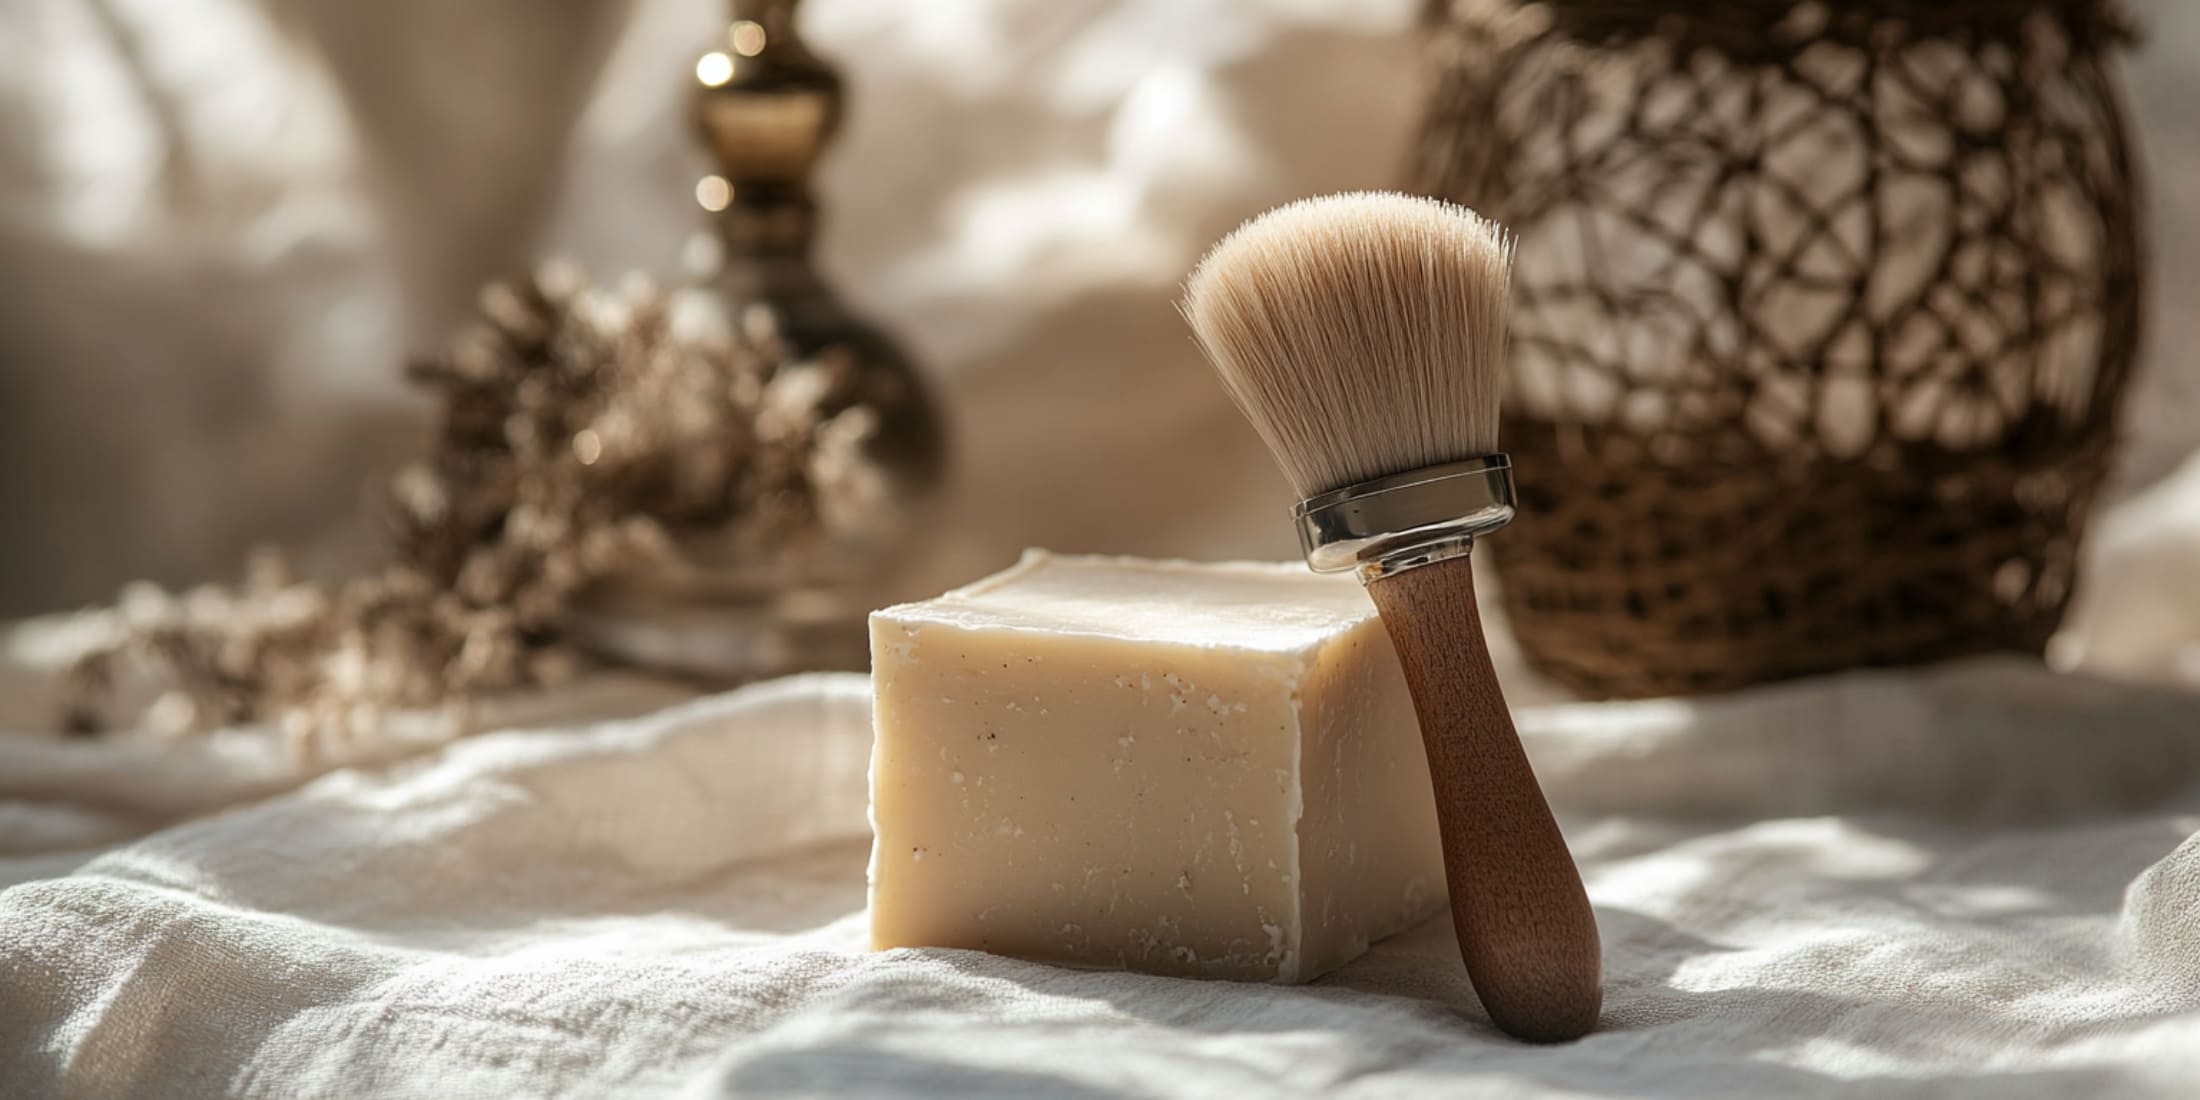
xmin=2 ymin=459 xmax=2197 ymax=1097
xmin=5 ymin=656 xmax=2199 ymax=1099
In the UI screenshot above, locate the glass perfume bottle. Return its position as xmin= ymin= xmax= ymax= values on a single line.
xmin=577 ymin=0 xmax=945 ymax=682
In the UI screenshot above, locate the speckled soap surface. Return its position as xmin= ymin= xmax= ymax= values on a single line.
xmin=866 ymin=551 xmax=1443 ymax=982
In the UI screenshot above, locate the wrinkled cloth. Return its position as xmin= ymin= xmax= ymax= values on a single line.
xmin=5 ymin=661 xmax=2199 ymax=1099
xmin=7 ymin=454 xmax=2200 ymax=1097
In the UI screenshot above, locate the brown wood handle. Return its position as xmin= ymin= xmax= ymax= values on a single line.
xmin=1367 ymin=555 xmax=1601 ymax=1042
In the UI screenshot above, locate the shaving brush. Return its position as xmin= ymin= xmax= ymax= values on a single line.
xmin=1182 ymin=191 xmax=1601 ymax=1042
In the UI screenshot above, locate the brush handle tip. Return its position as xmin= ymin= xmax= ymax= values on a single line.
xmin=1367 ymin=555 xmax=1602 ymax=1043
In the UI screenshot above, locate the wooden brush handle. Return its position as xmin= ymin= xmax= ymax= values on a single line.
xmin=1366 ymin=554 xmax=1601 ymax=1042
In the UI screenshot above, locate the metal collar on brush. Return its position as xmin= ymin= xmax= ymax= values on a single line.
xmin=1293 ymin=454 xmax=1516 ymax=583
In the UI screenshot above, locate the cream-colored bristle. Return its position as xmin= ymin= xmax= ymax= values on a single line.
xmin=1181 ymin=191 xmax=1513 ymax=500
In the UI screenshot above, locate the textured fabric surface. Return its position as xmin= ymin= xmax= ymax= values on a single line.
xmin=4 ymin=659 xmax=2199 ymax=1098
xmin=2 ymin=461 xmax=2198 ymax=1097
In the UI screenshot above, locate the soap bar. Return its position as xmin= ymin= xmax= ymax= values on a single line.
xmin=867 ymin=551 xmax=1442 ymax=982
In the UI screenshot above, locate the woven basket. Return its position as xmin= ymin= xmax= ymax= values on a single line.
xmin=1411 ymin=0 xmax=2143 ymax=697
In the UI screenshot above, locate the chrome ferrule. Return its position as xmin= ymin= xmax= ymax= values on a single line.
xmin=1292 ymin=454 xmax=1516 ymax=583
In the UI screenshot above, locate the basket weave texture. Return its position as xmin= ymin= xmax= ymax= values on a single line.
xmin=1411 ymin=0 xmax=2143 ymax=697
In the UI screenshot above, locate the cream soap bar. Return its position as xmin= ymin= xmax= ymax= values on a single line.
xmin=867 ymin=551 xmax=1442 ymax=982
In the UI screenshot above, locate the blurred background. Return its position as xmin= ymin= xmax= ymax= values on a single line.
xmin=0 ymin=0 xmax=2192 ymax=657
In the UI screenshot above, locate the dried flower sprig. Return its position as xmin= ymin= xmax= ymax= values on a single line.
xmin=60 ymin=264 xmax=884 ymax=752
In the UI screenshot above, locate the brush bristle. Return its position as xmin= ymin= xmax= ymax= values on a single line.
xmin=1181 ymin=191 xmax=1512 ymax=500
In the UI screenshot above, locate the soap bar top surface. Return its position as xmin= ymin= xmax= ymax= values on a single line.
xmin=884 ymin=551 xmax=1377 ymax=653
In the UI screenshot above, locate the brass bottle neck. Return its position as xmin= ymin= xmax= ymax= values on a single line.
xmin=694 ymin=0 xmax=842 ymax=264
